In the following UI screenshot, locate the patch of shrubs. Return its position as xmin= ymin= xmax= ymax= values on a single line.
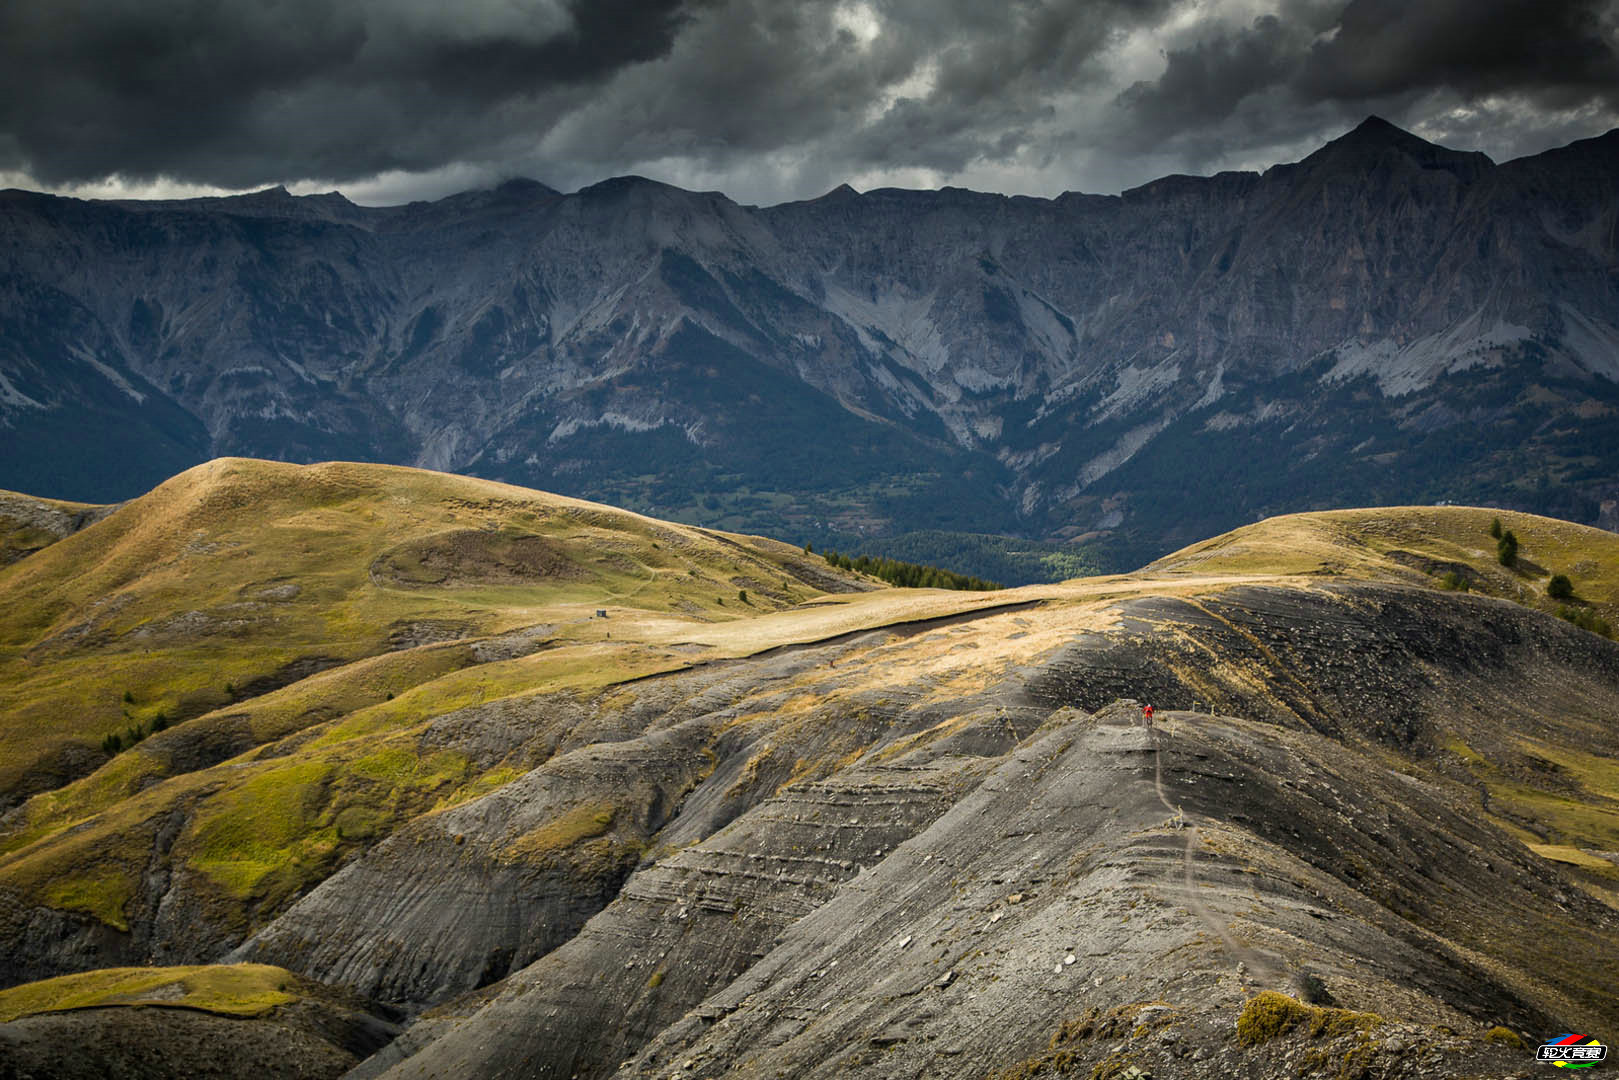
xmin=1477 ymin=522 xmax=1609 ymax=639
xmin=1435 ymin=571 xmax=1471 ymax=591
xmin=101 ymin=711 xmax=170 ymax=756
xmin=1557 ymin=605 xmax=1613 ymax=639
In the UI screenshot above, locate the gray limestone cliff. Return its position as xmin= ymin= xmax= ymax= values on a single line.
xmin=3 ymin=119 xmax=1618 ymax=557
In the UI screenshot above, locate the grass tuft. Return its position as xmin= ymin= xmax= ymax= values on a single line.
xmin=505 ymin=803 xmax=617 ymax=860
xmin=1235 ymin=991 xmax=1381 ymax=1045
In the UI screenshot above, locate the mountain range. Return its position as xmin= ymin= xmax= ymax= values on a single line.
xmin=3 ymin=116 xmax=1618 ymax=568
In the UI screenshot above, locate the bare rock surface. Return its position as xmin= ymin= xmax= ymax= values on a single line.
xmin=381 ymin=699 xmax=1590 ymax=1079
xmin=251 ymin=578 xmax=1614 ymax=1079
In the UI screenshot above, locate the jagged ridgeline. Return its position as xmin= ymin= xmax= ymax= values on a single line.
xmin=4 ymin=119 xmax=1619 ymax=566
xmin=0 ymin=461 xmax=1617 ymax=1079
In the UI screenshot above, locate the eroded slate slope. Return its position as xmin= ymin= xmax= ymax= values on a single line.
xmin=288 ymin=580 xmax=1619 ymax=1078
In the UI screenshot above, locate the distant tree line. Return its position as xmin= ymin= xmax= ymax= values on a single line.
xmin=822 ymin=549 xmax=1000 ymax=591
xmin=846 ymin=529 xmax=1107 ymax=585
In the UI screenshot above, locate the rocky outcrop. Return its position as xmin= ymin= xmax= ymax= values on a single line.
xmin=0 ymin=491 xmax=113 ymax=566
xmin=229 ymin=632 xmax=984 ymax=1008
xmin=384 ymin=698 xmax=1596 ymax=1079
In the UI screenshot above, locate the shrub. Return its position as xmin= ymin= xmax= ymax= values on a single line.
xmin=1488 ymin=517 xmax=1503 ymax=539
xmin=1485 ymin=1027 xmax=1525 ymax=1049
xmin=1497 ymin=530 xmax=1518 ymax=567
xmin=1436 ymin=571 xmax=1470 ymax=592
xmin=738 ymin=589 xmax=749 ymax=604
xmin=101 ymin=733 xmax=122 ymax=755
xmin=1235 ymin=992 xmax=1381 ymax=1046
xmin=150 ymin=713 xmax=169 ymax=733
xmin=122 ymin=690 xmax=135 ymax=705
xmin=1236 ymin=992 xmax=1317 ymax=1044
xmin=1557 ymin=605 xmax=1613 ymax=639
xmin=1547 ymin=574 xmax=1574 ymax=600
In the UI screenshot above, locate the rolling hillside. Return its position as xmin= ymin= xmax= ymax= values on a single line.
xmin=0 ymin=463 xmax=1615 ymax=1078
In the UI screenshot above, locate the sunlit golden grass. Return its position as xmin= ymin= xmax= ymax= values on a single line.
xmin=0 ymin=963 xmax=302 ymax=1022
xmin=0 ymin=457 xmax=872 ymax=801
xmin=1528 ymin=844 xmax=1618 ymax=873
xmin=1442 ymin=734 xmax=1619 ymax=876
xmin=504 ymin=802 xmax=617 ymax=861
xmin=1149 ymin=505 xmax=1619 ymax=618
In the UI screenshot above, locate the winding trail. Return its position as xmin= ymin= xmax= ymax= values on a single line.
xmin=1148 ymin=715 xmax=1283 ymax=990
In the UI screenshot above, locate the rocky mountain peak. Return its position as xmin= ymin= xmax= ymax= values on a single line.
xmin=491 ymin=177 xmax=560 ymax=199
xmin=814 ymin=183 xmax=861 ymax=203
xmin=1299 ymin=114 xmax=1494 ymax=178
xmin=579 ymin=174 xmax=700 ymax=201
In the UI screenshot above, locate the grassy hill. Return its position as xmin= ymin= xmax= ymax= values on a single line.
xmin=1148 ymin=504 xmax=1618 ymax=633
xmin=1150 ymin=505 xmax=1619 ymax=599
xmin=0 ymin=962 xmax=304 ymax=1022
xmin=0 ymin=459 xmax=890 ymax=937
xmin=0 ymin=458 xmax=876 ymax=801
xmin=0 ymin=962 xmax=393 ymax=1075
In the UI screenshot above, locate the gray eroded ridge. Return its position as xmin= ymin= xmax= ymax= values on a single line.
xmin=190 ymin=581 xmax=1616 ymax=1079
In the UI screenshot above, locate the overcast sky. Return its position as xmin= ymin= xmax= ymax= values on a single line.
xmin=3 ymin=0 xmax=1616 ymax=207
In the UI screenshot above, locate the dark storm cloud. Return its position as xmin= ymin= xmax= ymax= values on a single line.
xmin=1 ymin=0 xmax=1179 ymax=196
xmin=1302 ymin=0 xmax=1619 ymax=106
xmin=0 ymin=0 xmax=699 ymax=187
xmin=1117 ymin=0 xmax=1619 ymax=168
xmin=2 ymin=0 xmax=1618 ymax=202
xmin=1117 ymin=14 xmax=1304 ymax=138
xmin=541 ymin=0 xmax=1175 ymax=167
